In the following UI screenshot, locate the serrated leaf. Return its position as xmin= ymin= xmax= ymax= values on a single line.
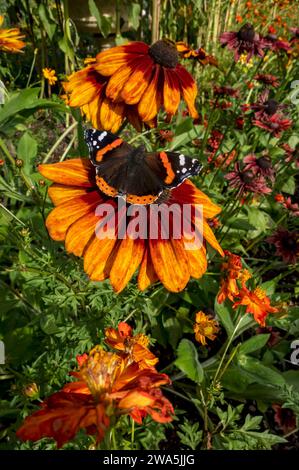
xmin=175 ymin=339 xmax=204 ymax=384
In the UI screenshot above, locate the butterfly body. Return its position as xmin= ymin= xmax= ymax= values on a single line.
xmin=84 ymin=129 xmax=202 ymax=204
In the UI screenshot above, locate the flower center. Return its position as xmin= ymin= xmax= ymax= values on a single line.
xmin=237 ymin=24 xmax=256 ymax=43
xmin=241 ymin=170 xmax=254 ymax=184
xmin=254 ymin=287 xmax=266 ymax=300
xmin=257 ymin=156 xmax=272 ymax=169
xmin=265 ymin=99 xmax=279 ymax=115
xmin=149 ymin=39 xmax=179 ymax=68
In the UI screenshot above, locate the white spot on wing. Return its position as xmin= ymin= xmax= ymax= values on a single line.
xmin=98 ymin=131 xmax=107 ymax=141
xmin=179 ymin=154 xmax=185 ymax=166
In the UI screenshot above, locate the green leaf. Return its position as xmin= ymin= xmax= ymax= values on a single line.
xmin=239 ymin=334 xmax=270 ymax=355
xmin=238 ymin=355 xmax=286 ymax=387
xmin=175 ymin=339 xmax=204 ymax=384
xmin=38 ymin=4 xmax=57 ymax=40
xmin=88 ymin=0 xmax=112 ymax=38
xmin=214 ymin=300 xmax=234 ymax=337
xmin=17 ymin=133 xmax=38 ymax=175
xmin=128 ymin=3 xmax=141 ymax=30
xmin=281 ymin=175 xmax=295 ymax=195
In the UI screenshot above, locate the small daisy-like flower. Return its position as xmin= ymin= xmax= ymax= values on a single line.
xmin=253 ymin=113 xmax=292 ymax=137
xmin=193 ymin=311 xmax=219 ymax=346
xmin=267 ymin=228 xmax=299 ymax=264
xmin=176 ymin=42 xmax=218 ymax=66
xmin=225 ymin=162 xmax=272 ymax=195
xmin=16 ymin=344 xmax=173 ymax=448
xmin=0 ymin=15 xmax=25 ymax=53
xmin=38 ymin=157 xmax=223 ymax=293
xmin=220 ymin=23 xmax=270 ymax=62
xmin=275 ymin=194 xmax=299 ymax=217
xmin=104 ymin=322 xmax=158 ymax=369
xmin=43 ymin=68 xmax=58 ymax=86
xmin=254 ymin=74 xmax=280 ymax=88
xmin=233 ymin=286 xmax=278 ymax=326
xmin=281 ymin=143 xmax=299 ymax=168
xmin=243 ymin=154 xmax=275 ymax=182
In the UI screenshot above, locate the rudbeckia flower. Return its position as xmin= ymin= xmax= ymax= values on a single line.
xmin=225 ymin=162 xmax=272 ymax=195
xmin=17 ymin=346 xmax=173 ymax=448
xmin=267 ymin=228 xmax=299 ymax=264
xmin=243 ymin=154 xmax=275 ymax=182
xmin=220 ymin=23 xmax=270 ymax=62
xmin=64 ymin=39 xmax=199 ymax=129
xmin=233 ymin=286 xmax=278 ymax=326
xmin=38 ymin=157 xmax=223 ymax=293
xmin=0 ymin=15 xmax=25 ymax=53
xmin=63 ymin=63 xmax=143 ymax=133
xmin=193 ymin=311 xmax=219 ymax=346
xmin=252 ymin=113 xmax=292 ymax=137
xmin=104 ymin=322 xmax=158 ymax=369
xmin=176 ymin=41 xmax=218 ymax=66
xmin=254 ymin=74 xmax=280 ymax=88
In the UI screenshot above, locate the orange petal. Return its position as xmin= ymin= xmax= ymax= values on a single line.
xmin=175 ymin=64 xmax=198 ymax=118
xmin=138 ymin=65 xmax=162 ymax=121
xmin=39 ymin=159 xmax=94 ymax=187
xmin=118 ymin=390 xmax=155 ymax=409
xmin=95 ymin=42 xmax=149 ymax=76
xmin=99 ymin=97 xmax=125 ymax=133
xmin=48 ymin=184 xmax=90 ymax=206
xmin=202 ymin=219 xmax=224 ymax=256
xmin=110 ymin=237 xmax=145 ymax=293
xmin=121 ymin=57 xmax=154 ymax=104
xmin=184 ymin=242 xmax=207 ymax=278
xmin=45 ymin=191 xmax=100 ymax=241
xmin=163 ymin=68 xmax=180 ymax=116
xmin=138 ymin=246 xmax=159 ymax=291
xmin=149 ymin=238 xmax=190 ymax=292
xmin=105 ymin=58 xmax=140 ymax=102
xmin=65 ymin=211 xmax=100 ymax=257
xmin=84 ymin=236 xmax=118 ymax=281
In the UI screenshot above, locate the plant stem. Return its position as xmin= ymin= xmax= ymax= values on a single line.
xmin=151 ymin=0 xmax=161 ymax=43
xmin=43 ymin=121 xmax=77 ymax=163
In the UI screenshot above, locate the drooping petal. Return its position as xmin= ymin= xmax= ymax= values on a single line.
xmin=184 ymin=243 xmax=208 ymax=278
xmin=99 ymin=97 xmax=125 ymax=133
xmin=110 ymin=237 xmax=145 ymax=293
xmin=84 ymin=236 xmax=118 ymax=281
xmin=138 ymin=246 xmax=159 ymax=291
xmin=45 ymin=191 xmax=100 ymax=241
xmin=95 ymin=42 xmax=149 ymax=76
xmin=105 ymin=58 xmax=141 ymax=102
xmin=202 ymin=219 xmax=224 ymax=256
xmin=149 ymin=238 xmax=190 ymax=292
xmin=175 ymin=64 xmax=198 ymax=118
xmin=121 ymin=57 xmax=154 ymax=104
xmin=138 ymin=65 xmax=162 ymax=121
xmin=163 ymin=68 xmax=181 ymax=116
xmin=39 ymin=159 xmax=94 ymax=187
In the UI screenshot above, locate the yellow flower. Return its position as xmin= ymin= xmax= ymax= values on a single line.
xmin=239 ymin=53 xmax=254 ymax=68
xmin=0 ymin=15 xmax=25 ymax=53
xmin=43 ymin=68 xmax=58 ymax=86
xmin=193 ymin=311 xmax=219 ymax=346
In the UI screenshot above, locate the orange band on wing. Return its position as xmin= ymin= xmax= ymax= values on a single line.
xmin=126 ymin=193 xmax=158 ymax=205
xmin=159 ymin=151 xmax=175 ymax=184
xmin=96 ymin=175 xmax=118 ymax=197
xmin=95 ymin=138 xmax=123 ymax=162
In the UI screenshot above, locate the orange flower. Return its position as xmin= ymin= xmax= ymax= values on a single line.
xmin=43 ymin=68 xmax=58 ymax=86
xmin=217 ymin=251 xmax=243 ymax=303
xmin=105 ymin=322 xmax=158 ymax=369
xmin=63 ymin=64 xmax=143 ymax=132
xmin=0 ymin=15 xmax=25 ymax=53
xmin=17 ymin=345 xmax=173 ymax=448
xmin=193 ymin=311 xmax=219 ymax=346
xmin=233 ymin=286 xmax=278 ymax=326
xmin=38 ymin=158 xmax=223 ymax=293
xmin=64 ymin=40 xmax=199 ymax=130
xmin=176 ymin=41 xmax=218 ymax=66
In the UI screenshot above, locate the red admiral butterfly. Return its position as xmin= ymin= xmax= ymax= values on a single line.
xmin=84 ymin=129 xmax=202 ymax=204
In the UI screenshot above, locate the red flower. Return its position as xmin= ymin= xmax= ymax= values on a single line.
xmin=220 ymin=23 xmax=270 ymax=62
xmin=243 ymin=154 xmax=275 ymax=182
xmin=267 ymin=228 xmax=299 ymax=264
xmin=213 ymin=86 xmax=239 ymax=98
xmin=225 ymin=162 xmax=272 ymax=195
xmin=281 ymin=144 xmax=299 ymax=168
xmin=251 ymin=89 xmax=286 ymax=119
xmin=253 ymin=113 xmax=292 ymax=137
xmin=254 ymin=74 xmax=280 ymax=88
xmin=264 ymin=34 xmax=290 ymax=52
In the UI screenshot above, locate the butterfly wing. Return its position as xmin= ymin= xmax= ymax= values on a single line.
xmin=84 ymin=128 xmax=133 ymax=164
